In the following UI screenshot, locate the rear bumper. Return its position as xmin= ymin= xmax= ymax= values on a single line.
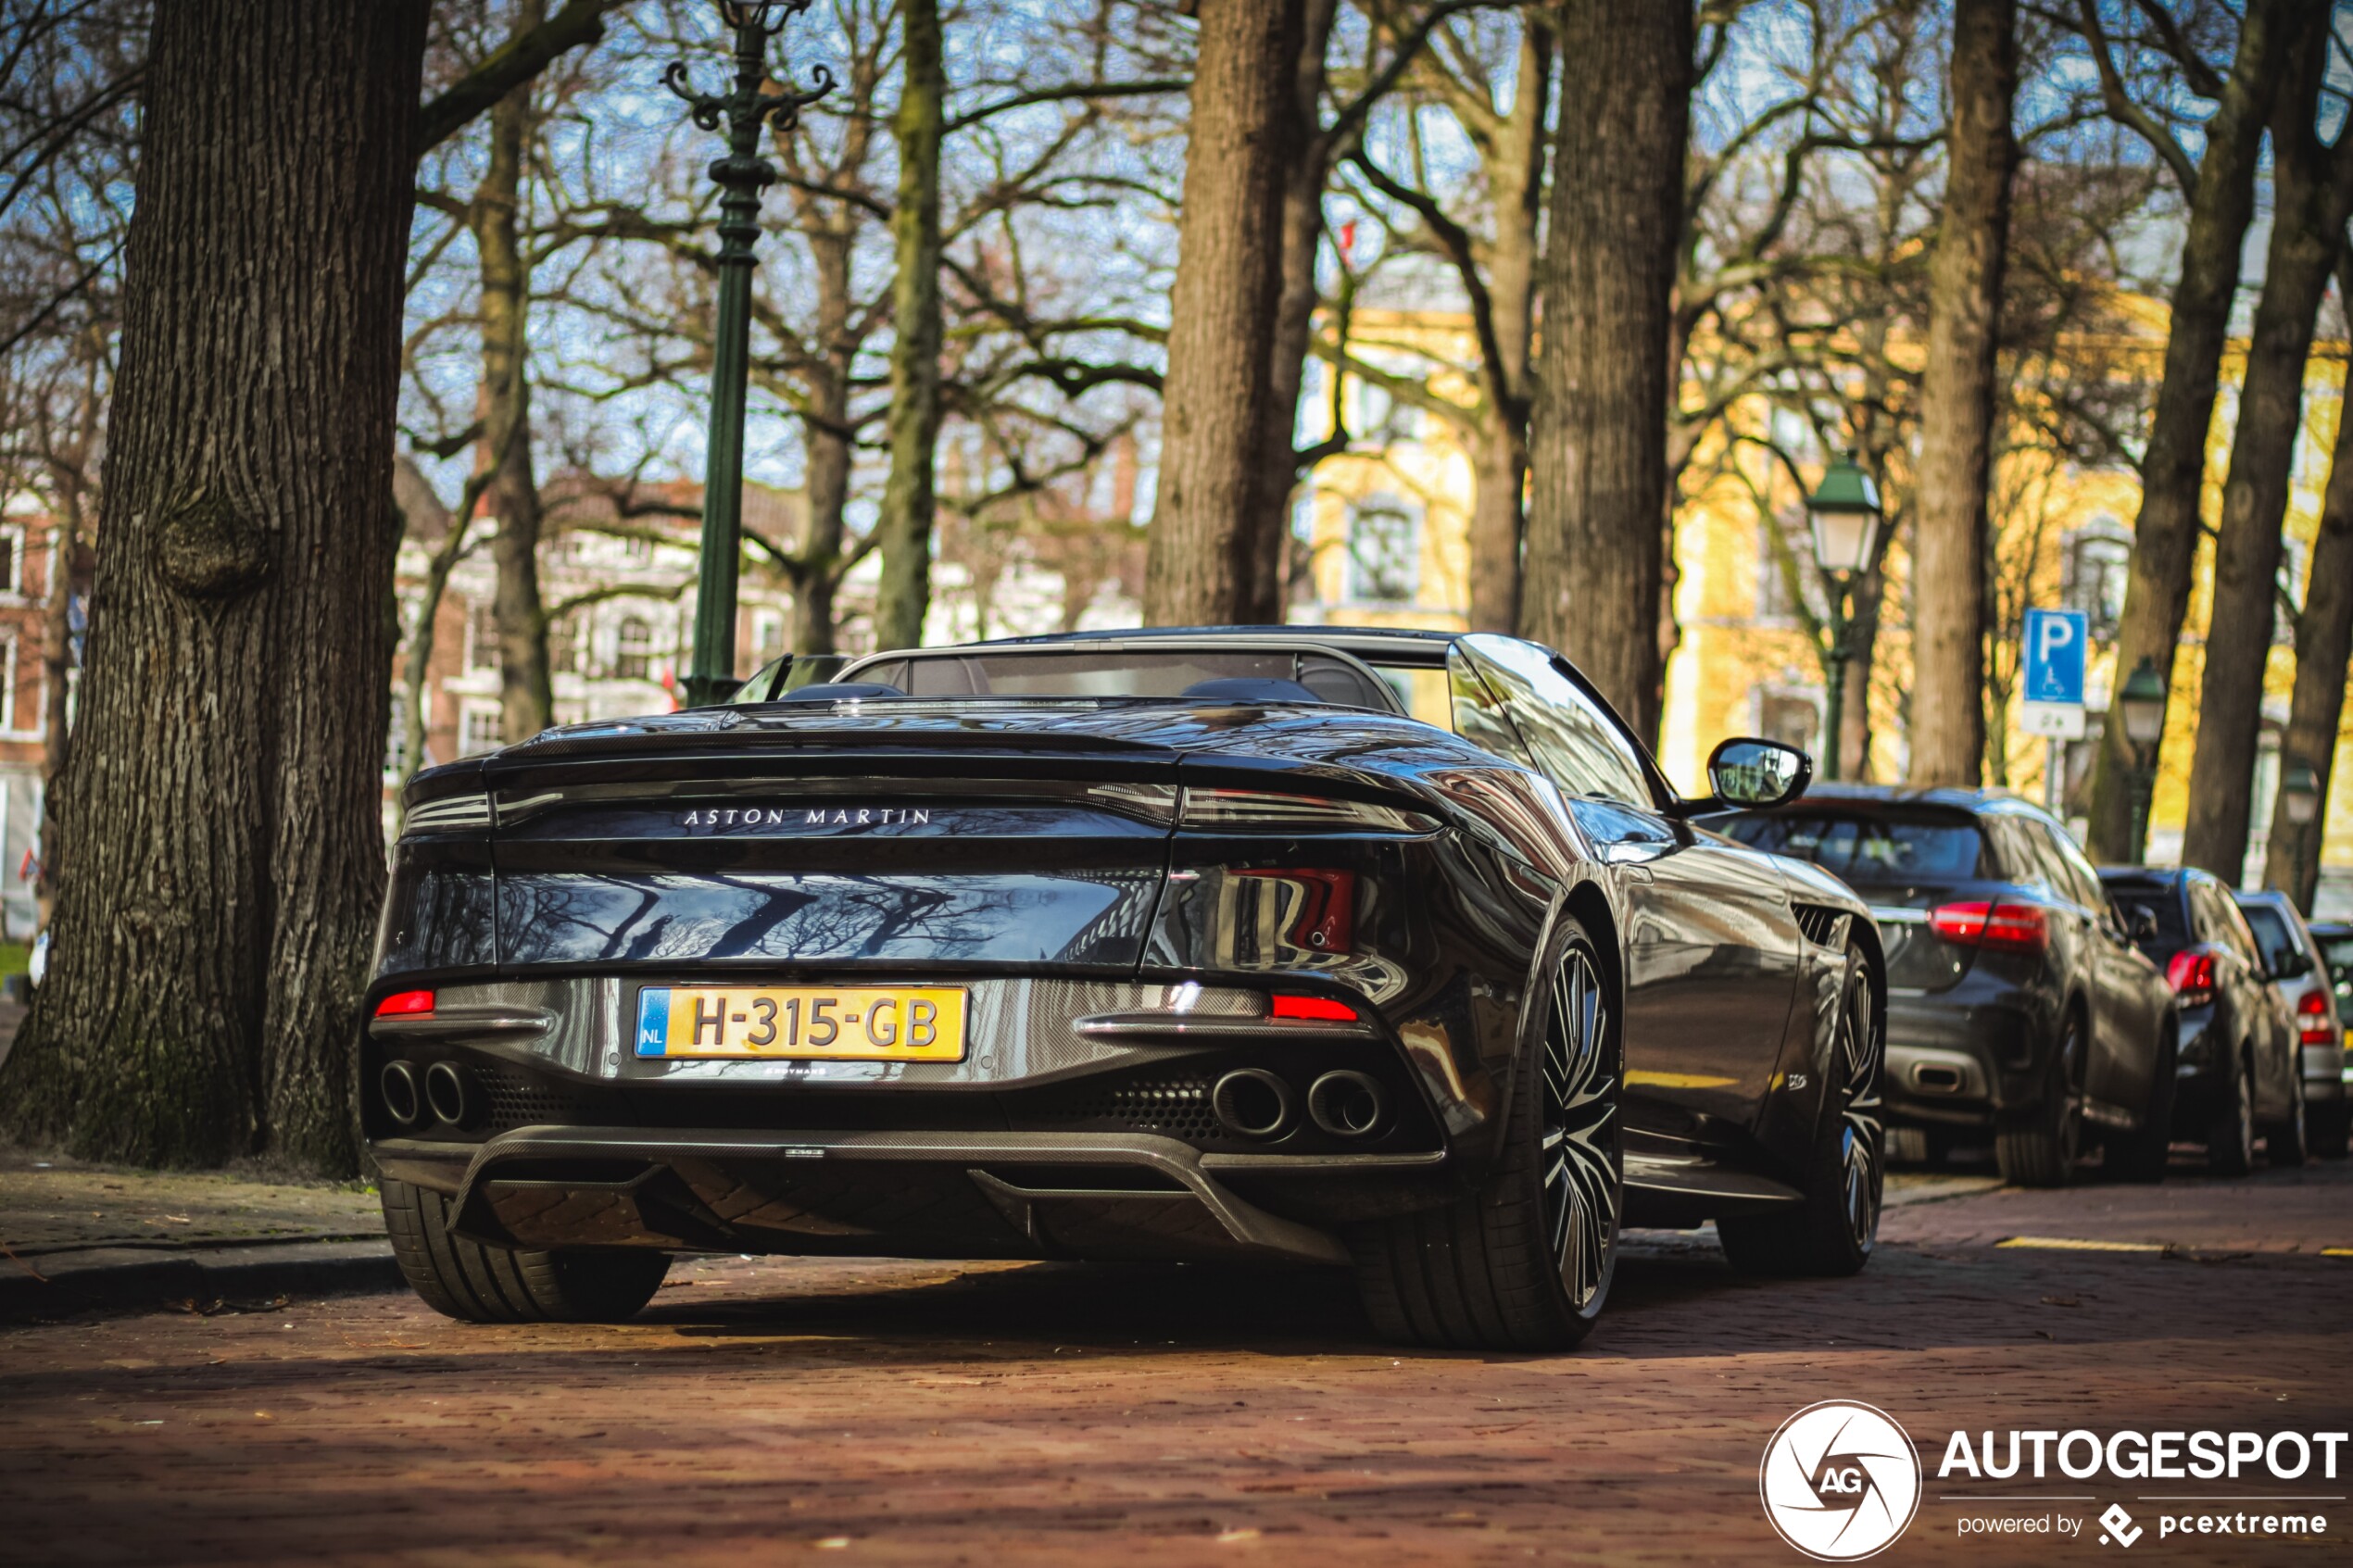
xmin=371 ymin=1125 xmax=1453 ymax=1267
xmin=2299 ymin=1043 xmax=2351 ymax=1103
xmin=1881 ymin=990 xmax=2043 ymax=1128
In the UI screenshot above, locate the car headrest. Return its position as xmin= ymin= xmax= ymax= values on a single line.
xmin=1178 ymin=677 xmax=1322 ymax=705
xmin=775 ymin=682 xmax=907 ymax=701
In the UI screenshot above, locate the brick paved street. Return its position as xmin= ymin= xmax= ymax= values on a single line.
xmin=1 ymin=1161 xmax=2347 ymax=1567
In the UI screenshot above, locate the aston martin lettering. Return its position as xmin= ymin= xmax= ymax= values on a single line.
xmin=679 ymin=807 xmax=934 ymax=827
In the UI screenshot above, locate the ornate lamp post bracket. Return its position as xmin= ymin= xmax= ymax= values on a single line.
xmin=664 ymin=0 xmax=834 ymax=708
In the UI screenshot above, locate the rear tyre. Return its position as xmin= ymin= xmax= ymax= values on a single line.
xmin=2309 ymin=1099 xmax=2352 ymax=1161
xmin=2104 ymin=1023 xmax=2177 ymax=1185
xmin=2268 ymin=1071 xmax=2309 ymax=1168
xmin=1995 ymin=1013 xmax=2083 ymax=1188
xmin=2206 ymin=1050 xmax=2256 ymax=1178
xmin=1718 ymin=947 xmax=1881 ymax=1278
xmin=380 ymin=1177 xmax=670 ymax=1323
xmin=1349 ymin=922 xmax=1620 ymax=1351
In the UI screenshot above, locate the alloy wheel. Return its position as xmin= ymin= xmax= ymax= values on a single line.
xmin=1541 ymin=944 xmax=1620 ymax=1311
xmin=1835 ymin=968 xmax=1884 ymax=1252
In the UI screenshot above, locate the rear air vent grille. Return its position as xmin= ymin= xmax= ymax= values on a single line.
xmin=1793 ymin=903 xmax=1849 ymax=947
xmin=1040 ymin=1076 xmax=1221 ymax=1141
xmin=472 ymin=1062 xmax=593 ymax=1132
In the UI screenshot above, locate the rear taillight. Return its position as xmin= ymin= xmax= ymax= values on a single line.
xmin=2297 ymin=989 xmax=2339 ymax=1046
xmin=1270 ymin=993 xmax=1360 ymax=1022
xmin=1178 ymin=787 xmax=1440 ymax=834
xmin=1929 ymin=900 xmax=2048 ymax=953
xmin=2166 ymin=949 xmax=2218 ymax=1009
xmin=374 ymin=989 xmax=434 ymax=1018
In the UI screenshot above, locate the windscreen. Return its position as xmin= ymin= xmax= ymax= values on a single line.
xmin=2319 ymin=935 xmax=2353 ymax=1014
xmin=856 ymin=649 xmax=1402 ymax=711
xmin=1714 ymin=809 xmax=1986 ymax=884
xmin=2238 ymin=903 xmax=2301 ymax=977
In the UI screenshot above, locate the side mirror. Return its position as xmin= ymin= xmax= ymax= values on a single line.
xmin=1697 ymin=737 xmax=1811 ymax=811
xmin=2270 ymin=949 xmax=2313 ymax=984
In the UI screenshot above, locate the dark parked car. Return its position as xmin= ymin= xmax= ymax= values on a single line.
xmin=368 ymin=627 xmax=1889 ymax=1351
xmin=2098 ymin=867 xmax=2301 ymax=1174
xmin=1710 ymin=785 xmax=2175 ymax=1187
xmin=2311 ymin=918 xmax=2353 ymax=1123
xmin=2235 ymin=891 xmax=2348 ymax=1160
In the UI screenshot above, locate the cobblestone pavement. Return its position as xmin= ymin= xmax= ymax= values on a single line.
xmin=0 ymin=1161 xmax=2347 ymax=1566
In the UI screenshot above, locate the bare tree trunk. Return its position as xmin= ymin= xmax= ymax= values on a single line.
xmin=1240 ymin=0 xmax=1338 ymax=626
xmin=873 ymin=0 xmax=943 ymax=651
xmin=1144 ymin=0 xmax=1305 ymax=627
xmin=2263 ymin=269 xmax=2353 ymax=909
xmin=0 ymin=0 xmax=425 ymax=1170
xmin=477 ymin=2 xmax=552 ymax=743
xmin=1466 ymin=19 xmax=1552 ymax=635
xmin=1905 ymin=0 xmax=2014 ymax=786
xmin=2183 ymin=13 xmax=2352 ymax=881
xmin=1521 ymin=0 xmax=1690 ymax=743
xmin=1840 ymin=563 xmax=1886 ymax=779
xmin=2084 ymin=0 xmax=2291 ymax=860
xmin=791 ymin=225 xmax=856 ymax=654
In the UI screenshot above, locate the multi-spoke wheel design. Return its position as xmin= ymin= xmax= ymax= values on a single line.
xmin=1719 ymin=947 xmax=1883 ymax=1277
xmin=1542 ymin=944 xmax=1621 ymax=1311
xmin=1348 ymin=916 xmax=1623 ymax=1349
xmin=1832 ymin=966 xmax=1883 ymax=1255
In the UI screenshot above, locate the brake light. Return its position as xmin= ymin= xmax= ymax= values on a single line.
xmin=2166 ymin=949 xmax=2218 ymax=1009
xmin=1270 ymin=994 xmax=1359 ymax=1022
xmin=2297 ymin=989 xmax=2339 ymax=1046
xmin=1179 ymin=787 xmax=1440 ymax=834
xmin=1929 ymin=900 xmax=2047 ymax=953
xmin=374 ymin=989 xmax=434 ymax=1018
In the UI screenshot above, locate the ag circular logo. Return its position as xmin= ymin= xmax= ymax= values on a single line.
xmin=1758 ymin=1400 xmax=1922 ymax=1561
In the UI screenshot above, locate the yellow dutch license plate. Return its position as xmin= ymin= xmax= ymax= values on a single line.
xmin=635 ymin=985 xmax=967 ymax=1061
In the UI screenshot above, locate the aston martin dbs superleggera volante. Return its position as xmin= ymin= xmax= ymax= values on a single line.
xmin=368 ymin=627 xmax=1884 ymax=1349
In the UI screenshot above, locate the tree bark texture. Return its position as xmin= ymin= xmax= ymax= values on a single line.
xmin=1520 ymin=0 xmax=1690 ymax=744
xmin=2263 ymin=277 xmax=2353 ymax=909
xmin=2083 ymin=0 xmax=2292 ymax=860
xmin=1466 ymin=21 xmax=1552 ymax=636
xmin=1240 ymin=0 xmax=1337 ymax=626
xmin=0 ymin=0 xmax=426 ymax=1169
xmin=477 ymin=4 xmax=553 ymax=743
xmin=873 ymin=0 xmax=943 ymax=652
xmin=790 ymin=222 xmax=855 ymax=654
xmin=1904 ymin=0 xmax=2014 ymax=787
xmin=1144 ymin=0 xmax=1306 ymax=627
xmin=2182 ymin=10 xmax=2353 ymax=881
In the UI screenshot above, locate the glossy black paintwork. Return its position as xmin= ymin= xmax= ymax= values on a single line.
xmin=369 ymin=629 xmax=1880 ymax=1246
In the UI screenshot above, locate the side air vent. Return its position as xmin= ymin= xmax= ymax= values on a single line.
xmin=1793 ymin=903 xmax=1849 ymax=947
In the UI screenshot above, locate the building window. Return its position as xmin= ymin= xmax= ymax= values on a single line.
xmin=459 ymin=704 xmax=502 ymax=758
xmin=384 ymin=690 xmax=410 ymax=777
xmin=547 ymin=612 xmax=580 ymax=675
xmin=1757 ymin=687 xmax=1819 ymax=756
xmin=466 ymin=599 xmax=499 ymax=673
xmin=1755 ymin=517 xmax=1808 ymax=622
xmin=2062 ymin=519 xmax=2132 ymax=640
xmin=1346 ymin=497 xmax=1419 ymax=604
xmin=614 ymin=616 xmax=653 ymax=680
xmin=0 ymin=633 xmax=16 ymax=733
xmin=750 ymin=608 xmax=786 ymax=667
xmin=0 ymin=525 xmax=22 ymax=596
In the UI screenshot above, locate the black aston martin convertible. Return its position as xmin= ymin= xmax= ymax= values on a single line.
xmin=368 ymin=627 xmax=1884 ymax=1349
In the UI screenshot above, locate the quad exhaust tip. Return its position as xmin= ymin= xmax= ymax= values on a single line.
xmin=1211 ymin=1069 xmax=1294 ymax=1140
xmin=1307 ymin=1071 xmax=1387 ymax=1137
xmin=379 ymin=1060 xmax=423 ymax=1127
xmin=423 ymin=1060 xmax=477 ymax=1129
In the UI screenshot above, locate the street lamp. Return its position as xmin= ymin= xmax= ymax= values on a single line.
xmin=2116 ymin=657 xmax=2167 ymax=864
xmin=2280 ymin=763 xmax=2322 ymax=827
xmin=665 ymin=1 xmax=832 ymax=707
xmin=1805 ymin=453 xmax=1883 ymax=781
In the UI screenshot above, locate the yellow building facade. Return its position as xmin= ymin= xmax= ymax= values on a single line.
xmin=1293 ymin=306 xmax=2353 ymax=906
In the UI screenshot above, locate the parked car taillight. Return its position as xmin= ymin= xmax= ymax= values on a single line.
xmin=2166 ymin=948 xmax=2219 ymax=1008
xmin=1929 ymin=900 xmax=2048 ymax=953
xmin=2296 ymin=988 xmax=2339 ymax=1046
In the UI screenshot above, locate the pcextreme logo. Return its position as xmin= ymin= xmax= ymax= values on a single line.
xmin=1759 ymin=1400 xmax=1924 ymax=1562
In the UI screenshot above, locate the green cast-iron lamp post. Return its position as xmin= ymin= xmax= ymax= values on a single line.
xmin=666 ymin=1 xmax=831 ymax=707
xmin=1805 ymin=454 xmax=1883 ymax=782
xmin=2116 ymin=658 xmax=2167 ymax=865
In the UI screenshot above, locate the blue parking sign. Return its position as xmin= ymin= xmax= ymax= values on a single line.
xmin=2022 ymin=608 xmax=2089 ymax=705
